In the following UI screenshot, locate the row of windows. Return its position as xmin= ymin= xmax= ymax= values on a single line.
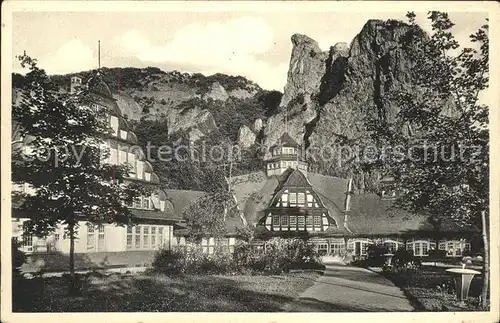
xmin=126 ymin=196 xmax=155 ymax=210
xmin=274 ymin=191 xmax=320 ymax=208
xmin=268 ymin=214 xmax=327 ymax=231
xmin=126 ymin=225 xmax=166 ymax=250
xmin=106 ymin=146 xmax=154 ymax=182
xmin=272 ymin=147 xmax=297 ymax=156
xmin=198 ymin=238 xmax=235 ymax=254
xmin=267 ymin=161 xmax=307 ymax=171
xmin=317 ymin=242 xmax=346 ymax=256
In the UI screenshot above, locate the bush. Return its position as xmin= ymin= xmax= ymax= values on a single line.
xmin=392 ymin=248 xmax=421 ymax=270
xmin=12 ymin=238 xmax=26 ymax=279
xmin=233 ymin=238 xmax=322 ymax=274
xmin=151 ymin=247 xmax=235 ymax=275
xmin=428 ymin=249 xmax=447 ymax=258
xmin=366 ymin=244 xmax=390 ymax=267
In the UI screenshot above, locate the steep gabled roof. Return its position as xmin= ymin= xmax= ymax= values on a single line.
xmin=270 ymin=132 xmax=300 ymax=149
xmin=231 ymin=170 xmax=477 ymax=237
xmin=281 ymin=168 xmax=312 ymax=188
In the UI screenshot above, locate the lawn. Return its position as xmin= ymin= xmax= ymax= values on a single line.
xmin=13 ymin=271 xmax=320 ymax=312
xmin=382 ymin=266 xmax=486 ymax=311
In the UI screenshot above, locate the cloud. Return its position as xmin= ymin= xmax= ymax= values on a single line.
xmin=116 ymin=30 xmax=151 ymax=56
xmin=116 ymin=16 xmax=286 ymax=90
xmin=36 ymin=39 xmax=96 ymax=75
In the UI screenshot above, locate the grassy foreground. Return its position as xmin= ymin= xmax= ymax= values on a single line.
xmin=13 ymin=271 xmax=319 ymax=312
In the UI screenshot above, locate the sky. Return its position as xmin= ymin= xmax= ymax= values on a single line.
xmin=12 ymin=11 xmax=487 ymax=91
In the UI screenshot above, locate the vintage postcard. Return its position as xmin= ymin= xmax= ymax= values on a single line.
xmin=1 ymin=1 xmax=499 ymax=323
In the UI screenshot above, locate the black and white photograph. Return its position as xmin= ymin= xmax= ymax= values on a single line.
xmin=1 ymin=1 xmax=498 ymax=322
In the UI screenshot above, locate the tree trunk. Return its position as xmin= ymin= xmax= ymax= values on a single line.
xmin=480 ymin=210 xmax=489 ymax=310
xmin=68 ymin=222 xmax=77 ymax=295
xmin=69 ymin=222 xmax=75 ymax=277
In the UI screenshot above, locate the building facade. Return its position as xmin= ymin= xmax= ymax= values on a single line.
xmin=231 ymin=132 xmax=479 ymax=259
xmin=11 ymin=74 xmax=479 ymax=273
xmin=11 ymin=74 xmax=187 ymax=271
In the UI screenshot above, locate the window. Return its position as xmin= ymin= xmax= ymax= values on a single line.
xmin=297 ymin=193 xmax=305 ymax=206
xmin=410 ymin=240 xmax=430 ymax=257
xmin=119 ymin=149 xmax=127 ymax=164
xmin=87 ymin=224 xmax=95 ymax=251
xmin=440 ymin=240 xmax=471 ymax=257
xmin=110 ymin=116 xmax=119 ymax=136
xmin=23 ymin=234 xmax=33 ymax=252
xmin=307 ymin=193 xmax=314 ymax=207
xmin=330 ymin=241 xmax=345 ymax=256
xmin=135 ymin=227 xmax=141 ymax=249
xmin=143 ymin=198 xmax=150 ymax=210
xmin=136 ymin=161 xmax=144 ymax=179
xmin=98 ymin=225 xmax=105 ymax=251
xmin=289 ymin=193 xmax=297 ymax=206
xmin=280 ymin=216 xmax=289 ymax=227
xmin=384 ymin=240 xmax=400 ymax=253
xmin=151 ymin=227 xmax=157 ymax=249
xmin=305 ymin=216 xmax=313 ymax=226
xmin=318 ymin=243 xmax=328 ymax=256
xmin=297 ymin=216 xmax=305 ymax=230
xmin=35 ymin=239 xmax=47 ymax=253
xmin=272 ymin=215 xmax=280 ymax=229
xmin=289 ymin=216 xmax=297 ymax=229
xmin=133 ymin=197 xmax=142 ymax=209
xmin=128 ymin=152 xmax=136 ymax=174
xmin=281 ymin=193 xmax=288 ymax=207
xmin=158 ymin=227 xmax=164 ymax=247
xmin=143 ymin=226 xmax=150 ymax=248
xmin=313 ymin=215 xmax=321 ymax=227
xmin=126 ymin=226 xmax=133 ymax=249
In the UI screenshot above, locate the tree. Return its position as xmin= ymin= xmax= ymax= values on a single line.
xmin=182 ymin=191 xmax=234 ymax=244
xmin=12 ymin=54 xmax=146 ymax=293
xmin=348 ymin=12 xmax=489 ymax=308
xmin=182 ymin=150 xmax=240 ymax=246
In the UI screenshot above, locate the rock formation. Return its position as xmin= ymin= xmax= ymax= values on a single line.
xmin=237 ymin=125 xmax=257 ymax=149
xmin=202 ymin=82 xmax=230 ymax=101
xmin=262 ymin=19 xmax=425 ymax=177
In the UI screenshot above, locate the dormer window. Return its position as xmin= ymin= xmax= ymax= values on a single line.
xmin=380 ymin=176 xmax=399 ymax=200
xmin=381 ymin=189 xmax=397 ymax=200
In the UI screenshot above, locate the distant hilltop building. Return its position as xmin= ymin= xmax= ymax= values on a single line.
xmin=11 ymin=73 xmax=479 ymax=273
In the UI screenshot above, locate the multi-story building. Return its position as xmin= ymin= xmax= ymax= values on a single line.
xmin=11 ymin=74 xmax=480 ymax=274
xmin=11 ymin=74 xmax=187 ymax=271
xmin=230 ymin=132 xmax=479 ymax=259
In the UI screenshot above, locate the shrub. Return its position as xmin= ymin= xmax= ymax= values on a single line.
xmin=12 ymin=238 xmax=26 ymax=283
xmin=366 ymin=244 xmax=390 ymax=267
xmin=233 ymin=238 xmax=322 ymax=274
xmin=151 ymin=248 xmax=185 ymax=275
xmin=392 ymin=248 xmax=421 ymax=270
xmin=151 ymin=247 xmax=235 ymax=275
xmin=428 ymin=249 xmax=447 ymax=258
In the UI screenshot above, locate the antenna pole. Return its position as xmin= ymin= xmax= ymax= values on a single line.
xmin=98 ymin=40 xmax=101 ymax=69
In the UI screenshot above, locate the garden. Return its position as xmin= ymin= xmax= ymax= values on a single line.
xmin=351 ymin=244 xmax=488 ymax=311
xmin=12 ymin=238 xmax=324 ymax=312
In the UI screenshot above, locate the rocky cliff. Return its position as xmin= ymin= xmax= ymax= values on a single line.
xmin=261 ymin=19 xmax=425 ymax=178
